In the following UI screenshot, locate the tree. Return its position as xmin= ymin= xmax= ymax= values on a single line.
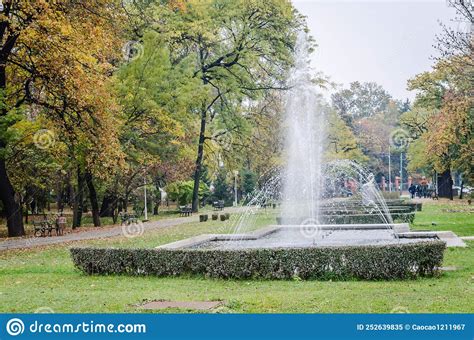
xmin=166 ymin=180 xmax=209 ymax=206
xmin=211 ymin=169 xmax=233 ymax=205
xmin=435 ymin=0 xmax=473 ymax=68
xmin=407 ymin=58 xmax=473 ymax=186
xmin=325 ymin=109 xmax=367 ymax=164
xmin=111 ymin=29 xmax=200 ymax=216
xmin=331 ymin=81 xmax=392 ymax=126
xmin=148 ymin=0 xmax=304 ymax=212
xmin=0 ymin=0 xmax=125 ymax=236
xmin=241 ymin=169 xmax=257 ymax=198
xmin=406 ymin=2 xmax=473 ymax=196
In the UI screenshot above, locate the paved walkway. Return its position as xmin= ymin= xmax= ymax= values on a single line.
xmin=0 ymin=215 xmax=197 ymax=251
xmin=0 ymin=207 xmax=248 ymax=251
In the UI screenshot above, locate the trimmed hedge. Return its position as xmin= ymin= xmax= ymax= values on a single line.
xmin=70 ymin=241 xmax=445 ymax=280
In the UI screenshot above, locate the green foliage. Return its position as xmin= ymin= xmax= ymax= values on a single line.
xmin=70 ymin=241 xmax=445 ymax=280
xmin=331 ymin=81 xmax=392 ymax=124
xmin=149 ymin=0 xmax=305 ymax=206
xmin=241 ymin=169 xmax=257 ymax=197
xmin=166 ymin=180 xmax=209 ymax=205
xmin=115 ymin=30 xmax=201 ymax=164
xmin=406 ymin=58 xmax=473 ymax=181
xmin=211 ymin=169 xmax=233 ymax=205
xmin=325 ymin=109 xmax=367 ymax=163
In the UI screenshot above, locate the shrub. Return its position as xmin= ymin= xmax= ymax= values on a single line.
xmin=70 ymin=241 xmax=445 ymax=280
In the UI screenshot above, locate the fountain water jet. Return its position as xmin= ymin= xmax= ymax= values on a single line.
xmin=281 ymin=34 xmax=325 ymax=226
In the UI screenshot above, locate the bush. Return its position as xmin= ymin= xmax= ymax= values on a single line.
xmin=70 ymin=241 xmax=445 ymax=280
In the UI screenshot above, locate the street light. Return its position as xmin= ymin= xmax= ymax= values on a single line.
xmin=388 ymin=144 xmax=392 ymax=192
xmin=233 ymin=170 xmax=239 ymax=207
xmin=143 ymin=176 xmax=149 ymax=222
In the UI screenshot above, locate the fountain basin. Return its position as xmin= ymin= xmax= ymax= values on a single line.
xmin=157 ymin=224 xmax=434 ymax=250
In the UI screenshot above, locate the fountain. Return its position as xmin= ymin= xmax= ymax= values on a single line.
xmin=160 ymin=34 xmax=429 ymax=251
xmin=71 ymin=34 xmax=451 ymax=280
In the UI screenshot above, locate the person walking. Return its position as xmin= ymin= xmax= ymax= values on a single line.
xmin=409 ymin=184 xmax=416 ymax=199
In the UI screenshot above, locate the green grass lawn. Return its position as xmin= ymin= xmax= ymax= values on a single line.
xmin=0 ymin=201 xmax=473 ymax=313
xmin=411 ymin=199 xmax=474 ymax=236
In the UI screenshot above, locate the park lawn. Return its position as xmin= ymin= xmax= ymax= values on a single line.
xmin=0 ymin=204 xmax=473 ymax=314
xmin=411 ymin=199 xmax=473 ymax=236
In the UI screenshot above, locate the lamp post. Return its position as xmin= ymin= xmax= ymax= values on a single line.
xmin=233 ymin=170 xmax=239 ymax=207
xmin=400 ymin=152 xmax=403 ymax=193
xmin=143 ymin=177 xmax=148 ymax=221
xmin=388 ymin=144 xmax=392 ymax=192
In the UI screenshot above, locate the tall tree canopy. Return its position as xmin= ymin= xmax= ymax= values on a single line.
xmin=403 ymin=0 xmax=473 ymax=188
xmin=0 ymin=0 xmax=125 ymax=236
xmin=144 ymin=0 xmax=305 ymax=211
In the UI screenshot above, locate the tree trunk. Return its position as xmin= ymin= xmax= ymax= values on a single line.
xmin=85 ymin=171 xmax=101 ymax=227
xmin=0 ymin=54 xmax=24 ymax=236
xmin=72 ymin=167 xmax=85 ymax=228
xmin=124 ymin=194 xmax=129 ymax=213
xmin=56 ymin=174 xmax=65 ymax=212
xmin=100 ymin=194 xmax=117 ymax=218
xmin=24 ymin=203 xmax=29 ymax=225
xmin=437 ymin=170 xmax=453 ymax=200
xmin=0 ymin=157 xmax=24 ymax=236
xmin=192 ymin=106 xmax=207 ymax=212
xmin=459 ymin=180 xmax=464 ymax=199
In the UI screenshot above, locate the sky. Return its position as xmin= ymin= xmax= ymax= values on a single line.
xmin=292 ymin=0 xmax=459 ymax=101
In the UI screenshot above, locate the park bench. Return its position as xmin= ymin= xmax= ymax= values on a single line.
xmin=33 ymin=216 xmax=65 ymax=237
xmin=179 ymin=206 xmax=192 ymax=217
xmin=33 ymin=220 xmax=53 ymax=237
xmin=212 ymin=200 xmax=224 ymax=211
xmin=119 ymin=212 xmax=139 ymax=225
